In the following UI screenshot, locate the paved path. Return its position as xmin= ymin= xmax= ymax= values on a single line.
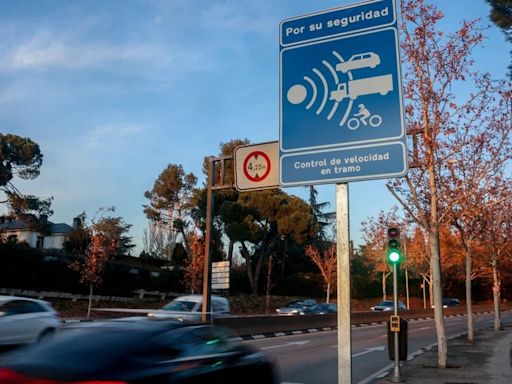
xmin=375 ymin=324 xmax=512 ymax=383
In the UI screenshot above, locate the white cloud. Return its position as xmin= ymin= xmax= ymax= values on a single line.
xmin=2 ymin=32 xmax=166 ymax=71
xmin=0 ymin=30 xmax=208 ymax=73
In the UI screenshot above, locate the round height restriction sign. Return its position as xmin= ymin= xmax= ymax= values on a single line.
xmin=243 ymin=151 xmax=271 ymax=182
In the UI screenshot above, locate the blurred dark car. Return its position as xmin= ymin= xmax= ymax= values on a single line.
xmin=432 ymin=298 xmax=461 ymax=308
xmin=370 ymin=300 xmax=407 ymax=311
xmin=443 ymin=298 xmax=460 ymax=307
xmin=0 ymin=318 xmax=278 ymax=384
xmin=310 ymin=303 xmax=337 ymax=314
xmin=276 ymin=299 xmax=317 ymax=315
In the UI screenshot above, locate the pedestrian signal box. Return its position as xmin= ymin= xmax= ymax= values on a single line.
xmin=390 ymin=315 xmax=400 ymax=332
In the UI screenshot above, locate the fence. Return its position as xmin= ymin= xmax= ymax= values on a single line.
xmin=0 ymin=288 xmax=180 ymax=302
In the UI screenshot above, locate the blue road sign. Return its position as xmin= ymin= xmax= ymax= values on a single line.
xmin=279 ymin=0 xmax=407 ymax=186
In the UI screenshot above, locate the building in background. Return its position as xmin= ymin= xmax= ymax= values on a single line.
xmin=0 ymin=216 xmax=73 ymax=250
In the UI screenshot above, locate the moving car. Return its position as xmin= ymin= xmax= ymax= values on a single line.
xmin=0 ymin=318 xmax=278 ymax=384
xmin=276 ymin=299 xmax=317 ymax=315
xmin=0 ymin=296 xmax=60 ymax=346
xmin=148 ymin=295 xmax=230 ymax=321
xmin=443 ymin=298 xmax=460 ymax=307
xmin=94 ymin=295 xmax=230 ymax=321
xmin=310 ymin=303 xmax=337 ymax=314
xmin=370 ymin=300 xmax=407 ymax=311
xmin=432 ymin=298 xmax=461 ymax=308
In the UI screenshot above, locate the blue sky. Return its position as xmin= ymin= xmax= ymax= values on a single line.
xmin=1 ymin=0 xmax=509 ymax=254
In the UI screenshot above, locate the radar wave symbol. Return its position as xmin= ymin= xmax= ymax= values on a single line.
xmin=286 ymin=51 xmax=354 ymax=127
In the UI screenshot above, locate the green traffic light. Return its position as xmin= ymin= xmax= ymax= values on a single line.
xmin=388 ymin=250 xmax=401 ymax=263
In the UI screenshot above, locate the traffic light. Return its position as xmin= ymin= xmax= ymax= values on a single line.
xmin=387 ymin=227 xmax=401 ymax=264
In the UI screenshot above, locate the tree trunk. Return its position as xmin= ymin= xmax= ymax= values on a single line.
xmin=241 ymin=242 xmax=255 ymax=294
xmin=466 ymin=251 xmax=474 ymax=342
xmin=430 ymin=227 xmax=447 ymax=368
xmin=265 ymin=255 xmax=273 ymax=314
xmin=422 ymin=276 xmax=428 ymax=309
xmin=429 ymin=269 xmax=434 ymax=308
xmin=405 ymin=268 xmax=410 ymax=309
xmin=382 ymin=271 xmax=387 ymax=300
xmin=227 ymin=239 xmax=234 ymax=266
xmin=87 ymin=284 xmax=93 ymax=320
xmin=492 ymin=257 xmax=502 ymax=331
xmin=252 ymin=247 xmax=266 ymax=296
xmin=326 ymin=282 xmax=331 ymax=303
xmin=181 ymin=227 xmax=191 ymax=259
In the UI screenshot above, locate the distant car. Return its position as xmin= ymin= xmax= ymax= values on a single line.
xmin=0 ymin=296 xmax=61 ymax=346
xmin=336 ymin=52 xmax=381 ymax=73
xmin=432 ymin=298 xmax=461 ymax=308
xmin=276 ymin=300 xmax=317 ymax=316
xmin=310 ymin=303 xmax=337 ymax=315
xmin=443 ymin=298 xmax=460 ymax=307
xmin=370 ymin=300 xmax=407 ymax=311
xmin=148 ymin=294 xmax=230 ymax=321
xmin=0 ymin=318 xmax=278 ymax=384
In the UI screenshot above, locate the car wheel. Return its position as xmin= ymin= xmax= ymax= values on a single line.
xmin=37 ymin=328 xmax=55 ymax=343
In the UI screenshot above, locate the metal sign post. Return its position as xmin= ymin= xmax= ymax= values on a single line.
xmin=336 ymin=183 xmax=352 ymax=384
xmin=201 ymin=157 xmax=215 ymax=324
xmin=202 ymin=156 xmax=233 ymax=323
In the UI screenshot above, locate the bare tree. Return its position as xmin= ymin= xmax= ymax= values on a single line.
xmin=183 ymin=231 xmax=205 ymax=294
xmin=142 ymin=220 xmax=177 ymax=260
xmin=387 ymin=0 xmax=511 ymax=367
xmin=305 ymin=244 xmax=337 ymax=303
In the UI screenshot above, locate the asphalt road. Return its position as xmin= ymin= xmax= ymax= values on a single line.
xmin=243 ymin=311 xmax=512 ymax=384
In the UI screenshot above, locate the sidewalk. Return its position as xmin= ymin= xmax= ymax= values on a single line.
xmin=374 ymin=324 xmax=512 ymax=383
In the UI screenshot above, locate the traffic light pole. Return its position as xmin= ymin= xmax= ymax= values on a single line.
xmin=392 ymin=262 xmax=401 ymax=382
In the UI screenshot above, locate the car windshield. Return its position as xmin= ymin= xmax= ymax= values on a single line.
xmin=162 ymin=301 xmax=196 ymax=312
xmin=378 ymin=301 xmax=394 ymax=306
xmin=286 ymin=303 xmax=304 ymax=308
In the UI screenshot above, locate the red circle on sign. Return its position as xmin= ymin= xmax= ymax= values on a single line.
xmin=243 ymin=151 xmax=271 ymax=182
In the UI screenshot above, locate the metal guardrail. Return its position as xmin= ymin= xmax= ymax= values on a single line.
xmin=0 ymin=288 xmax=180 ymax=302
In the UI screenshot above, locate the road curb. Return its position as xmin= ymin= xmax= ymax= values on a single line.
xmin=232 ymin=311 xmax=496 ymax=340
xmin=63 ymin=310 xmax=499 ymax=341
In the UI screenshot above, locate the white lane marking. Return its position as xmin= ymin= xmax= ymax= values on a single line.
xmin=352 ymin=346 xmax=386 ymax=357
xmin=281 ymin=382 xmax=304 ymax=384
xmin=261 ymin=340 xmax=310 ymax=350
xmin=418 ymin=326 xmax=430 ymax=330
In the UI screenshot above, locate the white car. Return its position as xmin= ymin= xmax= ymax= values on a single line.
xmin=370 ymin=300 xmax=407 ymax=311
xmin=148 ymin=295 xmax=230 ymax=321
xmin=0 ymin=296 xmax=61 ymax=346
